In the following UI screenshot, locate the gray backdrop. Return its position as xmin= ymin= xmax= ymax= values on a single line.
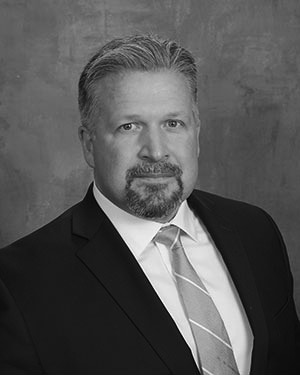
xmin=0 ymin=0 xmax=299 ymax=314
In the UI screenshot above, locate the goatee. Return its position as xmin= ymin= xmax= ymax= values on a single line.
xmin=125 ymin=161 xmax=183 ymax=221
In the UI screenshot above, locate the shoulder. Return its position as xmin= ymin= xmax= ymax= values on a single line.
xmin=190 ymin=189 xmax=284 ymax=244
xmin=190 ymin=189 xmax=271 ymax=222
xmin=189 ymin=189 xmax=287 ymax=258
xmin=0 ymin=183 xmax=104 ymax=283
xmin=0 ymin=202 xmax=79 ymax=257
xmin=0 ymin=184 xmax=99 ymax=258
xmin=190 ymin=189 xmax=292 ymax=284
xmin=0 ymin=201 xmax=82 ymax=289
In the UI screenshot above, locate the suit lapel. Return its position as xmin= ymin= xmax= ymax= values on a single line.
xmin=188 ymin=192 xmax=269 ymax=374
xmin=73 ymin=186 xmax=199 ymax=374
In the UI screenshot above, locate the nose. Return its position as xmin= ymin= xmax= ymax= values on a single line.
xmin=138 ymin=126 xmax=169 ymax=162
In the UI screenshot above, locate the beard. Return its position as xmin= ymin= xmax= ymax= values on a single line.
xmin=125 ymin=161 xmax=184 ymax=221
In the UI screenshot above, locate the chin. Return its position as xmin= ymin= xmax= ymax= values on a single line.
xmin=125 ymin=179 xmax=184 ymax=221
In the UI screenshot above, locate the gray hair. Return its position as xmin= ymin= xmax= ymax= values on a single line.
xmin=78 ymin=34 xmax=198 ymax=129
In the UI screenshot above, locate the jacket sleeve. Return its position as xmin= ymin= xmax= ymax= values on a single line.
xmin=0 ymin=276 xmax=44 ymax=374
xmin=264 ymin=209 xmax=300 ymax=374
xmin=294 ymin=304 xmax=300 ymax=373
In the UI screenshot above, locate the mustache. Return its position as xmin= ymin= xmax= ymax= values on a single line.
xmin=126 ymin=162 xmax=183 ymax=180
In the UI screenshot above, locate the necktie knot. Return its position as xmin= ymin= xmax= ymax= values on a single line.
xmin=154 ymin=225 xmax=180 ymax=250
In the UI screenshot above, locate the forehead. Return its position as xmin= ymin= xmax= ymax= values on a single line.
xmin=94 ymin=70 xmax=193 ymax=117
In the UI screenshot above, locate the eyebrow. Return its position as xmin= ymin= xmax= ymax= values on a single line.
xmin=119 ymin=112 xmax=188 ymax=121
xmin=164 ymin=112 xmax=187 ymax=118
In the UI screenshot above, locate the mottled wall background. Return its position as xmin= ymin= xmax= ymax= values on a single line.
xmin=0 ymin=0 xmax=299 ymax=313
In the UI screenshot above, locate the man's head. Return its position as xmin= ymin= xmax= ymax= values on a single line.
xmin=78 ymin=34 xmax=200 ymax=223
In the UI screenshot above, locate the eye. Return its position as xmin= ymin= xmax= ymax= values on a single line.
xmin=119 ymin=123 xmax=138 ymax=132
xmin=165 ymin=120 xmax=183 ymax=128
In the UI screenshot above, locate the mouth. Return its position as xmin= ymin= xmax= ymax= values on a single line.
xmin=134 ymin=173 xmax=175 ymax=180
xmin=132 ymin=174 xmax=176 ymax=185
xmin=134 ymin=171 xmax=175 ymax=178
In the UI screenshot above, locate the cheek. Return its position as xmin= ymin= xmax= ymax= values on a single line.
xmin=177 ymin=137 xmax=199 ymax=164
xmin=178 ymin=139 xmax=199 ymax=180
xmin=98 ymin=143 xmax=135 ymax=180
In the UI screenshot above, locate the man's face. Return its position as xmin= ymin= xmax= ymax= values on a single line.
xmin=80 ymin=70 xmax=200 ymax=223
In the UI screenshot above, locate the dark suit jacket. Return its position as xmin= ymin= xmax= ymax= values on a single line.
xmin=0 ymin=186 xmax=299 ymax=374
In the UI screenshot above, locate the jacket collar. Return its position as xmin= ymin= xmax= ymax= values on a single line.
xmin=72 ymin=184 xmax=105 ymax=240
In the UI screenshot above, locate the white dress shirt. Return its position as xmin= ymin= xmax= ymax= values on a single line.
xmin=93 ymin=183 xmax=253 ymax=374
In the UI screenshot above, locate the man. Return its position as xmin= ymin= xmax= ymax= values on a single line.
xmin=0 ymin=34 xmax=299 ymax=374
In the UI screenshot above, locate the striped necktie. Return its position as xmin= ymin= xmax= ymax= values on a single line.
xmin=154 ymin=225 xmax=239 ymax=375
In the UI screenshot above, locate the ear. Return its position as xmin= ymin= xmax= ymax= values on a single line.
xmin=78 ymin=126 xmax=95 ymax=168
xmin=196 ymin=119 xmax=201 ymax=157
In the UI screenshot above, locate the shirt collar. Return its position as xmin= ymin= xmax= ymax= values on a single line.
xmin=93 ymin=183 xmax=198 ymax=260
